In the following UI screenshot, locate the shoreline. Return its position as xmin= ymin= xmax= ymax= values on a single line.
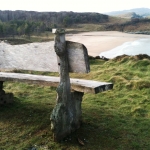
xmin=66 ymin=31 xmax=150 ymax=57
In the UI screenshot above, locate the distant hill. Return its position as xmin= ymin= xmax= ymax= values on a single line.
xmin=105 ymin=8 xmax=150 ymax=18
xmin=117 ymin=12 xmax=142 ymax=19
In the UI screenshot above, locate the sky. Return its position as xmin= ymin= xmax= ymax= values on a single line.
xmin=0 ymin=0 xmax=150 ymax=13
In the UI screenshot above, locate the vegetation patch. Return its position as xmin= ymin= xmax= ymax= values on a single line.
xmin=0 ymin=55 xmax=150 ymax=149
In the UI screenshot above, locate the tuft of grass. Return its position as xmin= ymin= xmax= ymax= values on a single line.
xmin=0 ymin=55 xmax=150 ymax=149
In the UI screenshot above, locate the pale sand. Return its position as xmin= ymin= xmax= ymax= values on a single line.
xmin=66 ymin=31 xmax=150 ymax=56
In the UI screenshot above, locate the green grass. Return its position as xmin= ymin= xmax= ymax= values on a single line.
xmin=0 ymin=55 xmax=150 ymax=149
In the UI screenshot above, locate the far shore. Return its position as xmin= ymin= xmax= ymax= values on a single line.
xmin=66 ymin=31 xmax=150 ymax=57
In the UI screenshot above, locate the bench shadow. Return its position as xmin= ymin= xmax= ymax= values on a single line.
xmin=0 ymin=97 xmax=54 ymax=127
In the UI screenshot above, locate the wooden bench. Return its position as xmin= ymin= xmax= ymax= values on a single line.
xmin=0 ymin=29 xmax=113 ymax=141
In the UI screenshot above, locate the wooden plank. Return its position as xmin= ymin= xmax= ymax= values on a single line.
xmin=0 ymin=41 xmax=89 ymax=73
xmin=0 ymin=72 xmax=113 ymax=94
xmin=67 ymin=41 xmax=90 ymax=73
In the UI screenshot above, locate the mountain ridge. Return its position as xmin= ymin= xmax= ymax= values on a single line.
xmin=105 ymin=8 xmax=150 ymax=17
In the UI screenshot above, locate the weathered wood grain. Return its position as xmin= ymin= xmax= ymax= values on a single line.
xmin=0 ymin=72 xmax=113 ymax=94
xmin=0 ymin=41 xmax=89 ymax=73
xmin=67 ymin=41 xmax=90 ymax=73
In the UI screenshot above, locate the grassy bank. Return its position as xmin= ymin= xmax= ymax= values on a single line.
xmin=0 ymin=55 xmax=150 ymax=150
xmin=0 ymin=32 xmax=54 ymax=45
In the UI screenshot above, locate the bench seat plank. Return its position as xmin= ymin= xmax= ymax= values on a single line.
xmin=0 ymin=72 xmax=113 ymax=94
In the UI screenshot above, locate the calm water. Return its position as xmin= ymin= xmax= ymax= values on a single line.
xmin=99 ymin=38 xmax=150 ymax=59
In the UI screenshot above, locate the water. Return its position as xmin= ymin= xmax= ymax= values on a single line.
xmin=99 ymin=38 xmax=150 ymax=59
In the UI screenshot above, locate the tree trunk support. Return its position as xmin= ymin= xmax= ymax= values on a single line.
xmin=0 ymin=81 xmax=13 ymax=105
xmin=50 ymin=29 xmax=84 ymax=142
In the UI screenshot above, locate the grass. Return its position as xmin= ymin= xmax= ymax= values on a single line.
xmin=0 ymin=55 xmax=150 ymax=149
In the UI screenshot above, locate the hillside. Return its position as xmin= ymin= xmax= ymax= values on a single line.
xmin=0 ymin=9 xmax=150 ymax=45
xmin=103 ymin=16 xmax=150 ymax=34
xmin=0 ymin=10 xmax=109 ymax=39
xmin=116 ymin=12 xmax=142 ymax=19
xmin=0 ymin=10 xmax=108 ymax=25
xmin=0 ymin=55 xmax=150 ymax=149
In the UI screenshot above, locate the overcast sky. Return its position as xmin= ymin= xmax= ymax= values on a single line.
xmin=0 ymin=0 xmax=150 ymax=13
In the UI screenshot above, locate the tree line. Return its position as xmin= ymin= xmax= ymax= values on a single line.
xmin=0 ymin=11 xmax=109 ymax=37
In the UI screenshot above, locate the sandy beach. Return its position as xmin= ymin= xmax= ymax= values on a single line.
xmin=66 ymin=31 xmax=150 ymax=56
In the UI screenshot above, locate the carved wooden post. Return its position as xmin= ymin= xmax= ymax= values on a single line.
xmin=50 ymin=29 xmax=84 ymax=141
